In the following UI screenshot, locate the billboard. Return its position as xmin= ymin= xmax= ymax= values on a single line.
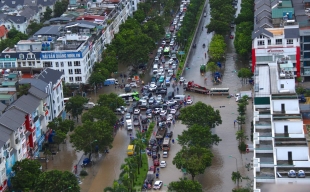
xmin=40 ymin=52 xmax=82 ymax=60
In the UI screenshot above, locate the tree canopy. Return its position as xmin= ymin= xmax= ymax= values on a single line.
xmin=34 ymin=170 xmax=80 ymax=192
xmin=11 ymin=159 xmax=42 ymax=191
xmin=208 ymin=34 xmax=226 ymax=62
xmin=179 ymin=101 xmax=222 ymax=128
xmin=172 ymin=146 xmax=213 ymax=180
xmin=168 ymin=177 xmax=203 ymax=192
xmin=81 ymin=105 xmax=117 ymax=126
xmin=97 ymin=93 xmax=125 ymax=111
xmin=65 ymin=95 xmax=88 ymax=122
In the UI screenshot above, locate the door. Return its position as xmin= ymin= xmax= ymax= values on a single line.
xmin=281 ymin=104 xmax=285 ymax=113
xmin=288 ymin=151 xmax=292 ymax=164
xmin=284 ymin=125 xmax=288 ymax=137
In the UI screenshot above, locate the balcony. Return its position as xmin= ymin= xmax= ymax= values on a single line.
xmin=256 ymin=153 xmax=274 ymax=166
xmin=255 ymin=168 xmax=275 ymax=181
xmin=274 ymin=137 xmax=307 ymax=147
xmin=33 ymin=115 xmax=39 ymax=123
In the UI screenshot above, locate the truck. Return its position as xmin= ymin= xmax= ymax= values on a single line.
xmin=162 ymin=137 xmax=170 ymax=151
xmin=126 ymin=119 xmax=133 ymax=131
xmin=104 ymin=78 xmax=119 ymax=86
xmin=200 ymin=64 xmax=206 ymax=75
xmin=156 ymin=127 xmax=167 ymax=139
xmin=147 ymin=171 xmax=155 ymax=183
xmin=184 ymin=81 xmax=209 ymax=94
xmin=213 ymin=72 xmax=222 ymax=84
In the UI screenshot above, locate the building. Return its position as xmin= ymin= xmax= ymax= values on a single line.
xmin=252 ymin=61 xmax=310 ymax=191
xmin=0 ymin=26 xmax=8 ymax=41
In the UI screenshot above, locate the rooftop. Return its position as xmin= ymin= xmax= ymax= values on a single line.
xmin=254 ymin=65 xmax=271 ymax=96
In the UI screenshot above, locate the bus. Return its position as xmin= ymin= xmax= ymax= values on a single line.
xmin=164 ymin=47 xmax=170 ymax=56
xmin=209 ymin=88 xmax=230 ymax=95
xmin=118 ymin=92 xmax=140 ymax=101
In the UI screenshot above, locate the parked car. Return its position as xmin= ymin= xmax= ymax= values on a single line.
xmin=160 ymin=161 xmax=167 ymax=168
xmin=125 ymin=113 xmax=131 ymax=119
xmin=153 ymin=180 xmax=163 ymax=190
xmin=166 ymin=131 xmax=173 ymax=138
xmin=163 ymin=151 xmax=168 ymax=158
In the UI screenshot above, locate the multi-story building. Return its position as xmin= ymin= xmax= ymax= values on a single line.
xmin=252 ymin=61 xmax=310 ymax=191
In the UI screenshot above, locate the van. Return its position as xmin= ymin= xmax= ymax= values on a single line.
xmin=174 ymin=95 xmax=186 ymax=102
xmin=153 ymin=64 xmax=158 ymax=74
xmin=167 ymin=91 xmax=175 ymax=100
xmin=204 ymin=12 xmax=207 ymax=17
xmin=126 ymin=120 xmax=132 ymax=131
xmin=127 ymin=145 xmax=135 ymax=156
xmin=104 ymin=78 xmax=119 ymax=86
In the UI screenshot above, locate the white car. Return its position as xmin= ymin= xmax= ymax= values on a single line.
xmin=170 ymin=41 xmax=174 ymax=46
xmin=173 ymin=20 xmax=177 ymax=25
xmin=170 ymin=108 xmax=176 ymax=114
xmin=153 ymin=108 xmax=161 ymax=114
xmin=162 ymin=40 xmax=166 ymax=45
xmin=130 ymin=82 xmax=137 ymax=88
xmin=157 ymin=95 xmax=162 ymax=100
xmin=168 ymin=59 xmax=174 ymax=65
xmin=149 ymin=84 xmax=157 ymax=91
xmin=172 ymin=63 xmax=177 ymax=69
xmin=160 ymin=161 xmax=167 ymax=168
xmin=159 ymin=66 xmax=164 ymax=73
xmin=167 ymin=114 xmax=173 ymax=121
xmin=163 ymin=151 xmax=168 ymax=158
xmin=120 ymin=106 xmax=127 ymax=112
xmin=147 ymin=113 xmax=152 ymax=119
xmin=153 ymin=180 xmax=163 ymax=190
xmin=133 ymin=109 xmax=140 ymax=114
xmin=160 ymin=110 xmax=167 ymax=116
xmin=167 ymin=100 xmax=177 ymax=105
xmin=187 ymin=99 xmax=193 ymax=105
xmin=179 ymin=76 xmax=185 ymax=82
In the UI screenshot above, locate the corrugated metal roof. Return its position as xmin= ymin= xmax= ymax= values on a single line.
xmin=0 ymin=102 xmax=7 ymax=112
xmin=37 ymin=68 xmax=63 ymax=85
xmin=272 ymin=8 xmax=294 ymax=18
xmin=19 ymin=78 xmax=48 ymax=92
xmin=0 ymin=108 xmax=26 ymax=131
xmin=9 ymin=94 xmax=40 ymax=114
xmin=28 ymin=86 xmax=48 ymax=99
xmin=284 ymin=28 xmax=299 ymax=38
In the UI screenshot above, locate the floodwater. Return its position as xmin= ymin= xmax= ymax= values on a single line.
xmin=45 ymin=0 xmax=255 ymax=191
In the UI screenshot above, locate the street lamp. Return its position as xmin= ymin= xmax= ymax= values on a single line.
xmin=62 ymin=186 xmax=72 ymax=192
xmin=229 ymin=155 xmax=238 ymax=172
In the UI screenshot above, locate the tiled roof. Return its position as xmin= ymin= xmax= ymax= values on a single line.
xmin=37 ymin=68 xmax=63 ymax=85
xmin=252 ymin=28 xmax=274 ymax=39
xmin=19 ymin=78 xmax=48 ymax=92
xmin=284 ymin=28 xmax=299 ymax=38
xmin=0 ymin=108 xmax=26 ymax=131
xmin=0 ymin=125 xmax=11 ymax=143
xmin=9 ymin=94 xmax=40 ymax=114
xmin=6 ymin=15 xmax=27 ymax=24
xmin=0 ymin=25 xmax=8 ymax=38
xmin=0 ymin=102 xmax=7 ymax=112
xmin=28 ymin=86 xmax=48 ymax=99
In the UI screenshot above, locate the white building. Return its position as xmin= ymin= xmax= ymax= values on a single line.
xmin=252 ymin=61 xmax=310 ymax=191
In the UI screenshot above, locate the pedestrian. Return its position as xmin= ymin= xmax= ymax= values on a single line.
xmin=172 ymin=139 xmax=175 ymax=144
xmin=234 ymin=120 xmax=237 ymax=126
xmin=172 ymin=119 xmax=175 ymax=124
xmin=158 ymin=154 xmax=160 ymax=159
xmin=68 ymin=115 xmax=71 ymax=120
xmin=177 ymin=87 xmax=179 ymax=92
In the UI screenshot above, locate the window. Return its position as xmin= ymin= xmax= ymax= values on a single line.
xmin=287 ymin=39 xmax=293 ymax=44
xmin=68 ymin=62 xmax=72 ymax=66
xmin=5 ymin=55 xmax=9 ymax=58
xmin=268 ymin=39 xmax=271 ymax=45
xmin=7 ymin=25 xmax=10 ymax=29
xmin=23 ymin=62 xmax=26 ymax=66
xmin=68 ymin=69 xmax=73 ymax=74
xmin=281 ymin=84 xmax=284 ymax=88
xmin=28 ymin=62 xmax=32 ymax=66
xmin=75 ymin=76 xmax=82 ymax=81
xmin=60 ymin=62 xmax=64 ymax=67
xmin=74 ymin=61 xmax=80 ymax=66
xmin=19 ymin=54 xmax=24 ymax=59
xmin=69 ymin=77 xmax=73 ymax=82
xmin=17 ymin=25 xmax=20 ymax=28
xmin=257 ymin=40 xmax=264 ymax=45
xmin=27 ymin=54 xmax=33 ymax=58
xmin=259 ymin=35 xmax=264 ymax=39
xmin=55 ymin=62 xmax=59 ymax=67
xmin=74 ymin=69 xmax=81 ymax=74
xmin=276 ymin=39 xmax=282 ymax=45
xmin=12 ymin=1 xmax=15 ymax=4
xmin=43 ymin=61 xmax=52 ymax=67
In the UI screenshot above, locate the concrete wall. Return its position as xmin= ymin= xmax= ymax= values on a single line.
xmin=272 ymin=99 xmax=299 ymax=112
xmin=276 ymin=147 xmax=309 ymax=160
xmin=273 ymin=120 xmax=303 ymax=134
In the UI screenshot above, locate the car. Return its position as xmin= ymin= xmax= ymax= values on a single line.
xmin=133 ymin=109 xmax=140 ymax=114
xmin=148 ymin=97 xmax=155 ymax=104
xmin=149 ymin=84 xmax=157 ymax=91
xmin=120 ymin=106 xmax=127 ymax=112
xmin=160 ymin=161 xmax=167 ymax=168
xmin=130 ymin=82 xmax=138 ymax=88
xmin=170 ymin=41 xmax=174 ymax=46
xmin=163 ymin=151 xmax=168 ymax=158
xmin=149 ymin=166 xmax=156 ymax=173
xmin=160 ymin=110 xmax=167 ymax=116
xmin=236 ymin=96 xmax=241 ymax=102
xmin=168 ymin=59 xmax=174 ymax=65
xmin=157 ymin=95 xmax=163 ymax=100
xmin=173 ymin=20 xmax=177 ymax=25
xmin=150 ymin=82 xmax=156 ymax=86
xmin=165 ymin=79 xmax=170 ymax=86
xmin=178 ymin=23 xmax=182 ymax=27
xmin=125 ymin=113 xmax=131 ymax=119
xmin=149 ymin=139 xmax=157 ymax=146
xmin=153 ymin=108 xmax=161 ymax=114
xmin=171 ymin=54 xmax=177 ymax=60
xmin=167 ymin=114 xmax=173 ymax=121
xmin=230 ymin=34 xmax=234 ymax=39
xmin=161 ymin=40 xmax=166 ymax=45
xmin=164 ymin=65 xmax=170 ymax=71
xmin=172 ymin=63 xmax=177 ymax=69
xmin=153 ymin=180 xmax=163 ymax=190
xmin=153 ymin=159 xmax=159 ymax=166
xmin=156 ymin=89 xmax=167 ymax=95
xmin=288 ymin=170 xmax=296 ymax=178
xmin=170 ymin=108 xmax=177 ymax=114
xmin=147 ymin=113 xmax=152 ymax=119
xmin=167 ymin=100 xmax=177 ymax=105
xmin=298 ymin=170 xmax=305 ymax=178
xmin=166 ymin=131 xmax=173 ymax=138
xmin=179 ymin=76 xmax=185 ymax=82
xmin=115 ymin=108 xmax=124 ymax=115
xmin=187 ymin=99 xmax=193 ymax=105
xmin=128 ymin=107 xmax=134 ymax=114
xmin=159 ymin=66 xmax=164 ymax=73
xmin=159 ymin=75 xmax=165 ymax=83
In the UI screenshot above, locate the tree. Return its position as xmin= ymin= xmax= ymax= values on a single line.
xmin=231 ymin=171 xmax=242 ymax=189
xmin=97 ymin=93 xmax=125 ymax=111
xmin=34 ymin=170 xmax=80 ymax=192
xmin=65 ymin=95 xmax=88 ymax=122
xmin=88 ymin=72 xmax=106 ymax=86
xmin=43 ymin=7 xmax=53 ymax=21
xmin=43 ymin=148 xmax=52 ymax=169
xmin=70 ymin=120 xmax=114 ymax=160
xmin=48 ymin=117 xmax=74 ymax=133
xmin=54 ymin=0 xmax=68 ymax=17
xmin=62 ymin=82 xmax=72 ymax=97
xmin=296 ymin=87 xmax=305 ymax=95
xmin=133 ymin=131 xmax=146 ymax=172
xmin=53 ymin=130 xmax=67 ymax=151
xmin=104 ymin=180 xmax=128 ymax=192
xmin=81 ymin=105 xmax=117 ymax=126
xmin=178 ymin=124 xmax=221 ymax=148
xmin=27 ymin=21 xmax=44 ymax=36
xmin=179 ymin=101 xmax=222 ymax=128
xmin=208 ymin=34 xmax=226 ymax=61
xmin=237 ymin=68 xmax=252 ymax=84
xmin=206 ymin=61 xmax=219 ymax=74
xmin=168 ymin=177 xmax=203 ymax=192
xmin=18 ymin=83 xmax=31 ymax=97
xmin=11 ymin=159 xmax=42 ymax=191
xmin=119 ymin=157 xmax=137 ymax=191
xmin=133 ymin=9 xmax=145 ymax=23
xmin=172 ymin=146 xmax=213 ymax=180
xmin=236 ymin=130 xmax=247 ymax=144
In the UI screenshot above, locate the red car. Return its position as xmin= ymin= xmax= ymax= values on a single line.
xmin=153 ymin=159 xmax=159 ymax=166
xmin=230 ymin=35 xmax=234 ymax=39
xmin=149 ymin=166 xmax=155 ymax=173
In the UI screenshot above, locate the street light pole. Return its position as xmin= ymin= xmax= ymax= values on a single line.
xmin=229 ymin=155 xmax=238 ymax=172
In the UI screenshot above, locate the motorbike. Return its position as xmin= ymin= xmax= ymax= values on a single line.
xmin=203 ymin=43 xmax=206 ymax=48
xmin=193 ymin=44 xmax=196 ymax=48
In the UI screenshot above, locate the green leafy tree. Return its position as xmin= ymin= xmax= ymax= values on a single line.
xmin=81 ymin=105 xmax=117 ymax=126
xmin=97 ymin=93 xmax=125 ymax=111
xmin=168 ymin=177 xmax=203 ymax=192
xmin=88 ymin=72 xmax=106 ymax=86
xmin=206 ymin=61 xmax=219 ymax=75
xmin=178 ymin=124 xmax=221 ymax=148
xmin=43 ymin=148 xmax=52 ymax=169
xmin=236 ymin=130 xmax=248 ymax=144
xmin=133 ymin=9 xmax=146 ymax=23
xmin=27 ymin=21 xmax=44 ymax=36
xmin=18 ymin=83 xmax=31 ymax=97
xmin=236 ymin=115 xmax=246 ymax=129
xmin=208 ymin=34 xmax=226 ymax=61
xmin=11 ymin=159 xmax=42 ymax=191
xmin=237 ymin=68 xmax=253 ymax=84
xmin=54 ymin=0 xmax=68 ymax=17
xmin=179 ymin=101 xmax=222 ymax=128
xmin=43 ymin=7 xmax=53 ymax=21
xmin=70 ymin=120 xmax=114 ymax=160
xmin=104 ymin=180 xmax=128 ymax=192
xmin=296 ymin=87 xmax=305 ymax=95
xmin=65 ymin=95 xmax=88 ymax=122
xmin=119 ymin=157 xmax=137 ymax=191
xmin=231 ymin=171 xmax=242 ymax=189
xmin=34 ymin=170 xmax=80 ymax=192
xmin=48 ymin=117 xmax=74 ymax=133
xmin=62 ymin=82 xmax=72 ymax=97
xmin=133 ymin=131 xmax=146 ymax=172
xmin=172 ymin=146 xmax=213 ymax=180
xmin=53 ymin=130 xmax=67 ymax=151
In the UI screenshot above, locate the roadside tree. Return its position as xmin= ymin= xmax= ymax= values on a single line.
xmin=81 ymin=105 xmax=117 ymax=126
xmin=237 ymin=68 xmax=252 ymax=84
xmin=231 ymin=171 xmax=242 ymax=189
xmin=172 ymin=146 xmax=213 ymax=180
xmin=178 ymin=124 xmax=221 ymax=148
xmin=43 ymin=7 xmax=53 ymax=21
xmin=34 ymin=170 xmax=79 ymax=192
xmin=133 ymin=9 xmax=146 ymax=23
xmin=179 ymin=101 xmax=222 ymax=128
xmin=70 ymin=120 xmax=114 ymax=160
xmin=206 ymin=61 xmax=219 ymax=75
xmin=168 ymin=177 xmax=203 ymax=192
xmin=97 ymin=93 xmax=125 ymax=111
xmin=65 ymin=95 xmax=88 ymax=122
xmin=133 ymin=131 xmax=146 ymax=172
xmin=104 ymin=181 xmax=128 ymax=192
xmin=11 ymin=159 xmax=42 ymax=191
